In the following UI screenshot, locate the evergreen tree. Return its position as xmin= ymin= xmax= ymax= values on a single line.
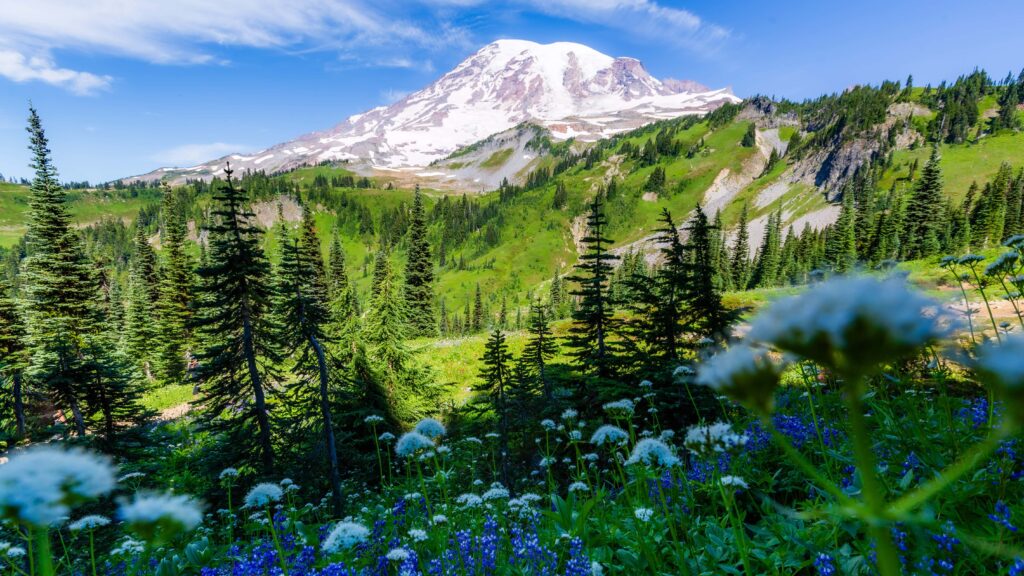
xmin=474 ymin=328 xmax=512 ymax=484
xmin=19 ymin=106 xmax=97 ymax=436
xmin=904 ymin=146 xmax=945 ymax=259
xmin=123 ymin=216 xmax=160 ymax=375
xmin=327 ymin=230 xmax=359 ymax=319
xmin=741 ymin=123 xmax=756 ymax=147
xmin=730 ymin=204 xmax=751 ymax=289
xmin=521 ymin=302 xmax=557 ymax=401
xmin=0 ymin=277 xmax=28 ymax=440
xmin=1005 ymin=170 xmax=1024 ymax=239
xmin=971 ymin=163 xmax=1012 ymax=247
xmin=682 ymin=205 xmax=730 ymax=340
xmin=81 ymin=332 xmax=149 ymax=444
xmin=472 ymin=284 xmax=484 ymax=332
xmin=825 ymin=190 xmax=857 ymax=273
xmin=193 ymin=166 xmax=279 ymax=471
xmin=154 ymin=188 xmax=194 ymax=383
xmin=552 ymin=182 xmax=568 ymax=209
xmin=566 ymin=195 xmax=619 ymax=386
xmin=277 ymin=234 xmax=343 ymax=513
xmin=750 ymin=210 xmax=782 ymax=287
xmin=404 ymin=187 xmax=436 ymax=337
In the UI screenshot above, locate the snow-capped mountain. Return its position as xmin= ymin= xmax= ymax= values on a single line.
xmin=134 ymin=39 xmax=738 ymax=183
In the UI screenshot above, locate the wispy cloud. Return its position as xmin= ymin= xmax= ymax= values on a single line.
xmin=380 ymin=89 xmax=411 ymax=104
xmin=150 ymin=142 xmax=253 ymax=167
xmin=0 ymin=50 xmax=111 ymax=95
xmin=0 ymin=0 xmax=470 ymax=94
xmin=521 ymin=0 xmax=729 ymax=53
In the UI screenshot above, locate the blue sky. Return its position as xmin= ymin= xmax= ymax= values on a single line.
xmin=2 ymin=0 xmax=1023 ymax=183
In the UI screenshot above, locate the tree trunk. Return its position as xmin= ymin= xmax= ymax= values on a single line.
xmin=12 ymin=371 xmax=25 ymax=439
xmin=69 ymin=396 xmax=86 ymax=437
xmin=309 ymin=331 xmax=343 ymax=514
xmin=241 ymin=306 xmax=274 ymax=471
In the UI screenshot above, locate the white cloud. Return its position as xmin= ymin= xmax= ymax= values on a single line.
xmin=150 ymin=142 xmax=253 ymax=167
xmin=0 ymin=50 xmax=111 ymax=95
xmin=521 ymin=0 xmax=728 ymax=53
xmin=0 ymin=0 xmax=470 ymax=93
xmin=380 ymin=89 xmax=411 ymax=104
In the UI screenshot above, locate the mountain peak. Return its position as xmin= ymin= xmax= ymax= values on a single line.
xmin=131 ymin=40 xmax=739 ymax=184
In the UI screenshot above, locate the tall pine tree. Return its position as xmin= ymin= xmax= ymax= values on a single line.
xmin=404 ymin=187 xmax=436 ymax=337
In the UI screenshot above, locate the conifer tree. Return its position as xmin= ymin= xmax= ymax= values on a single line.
xmin=193 ymin=166 xmax=279 ymax=471
xmin=904 ymin=146 xmax=945 ymax=259
xmin=472 ymin=284 xmax=484 ymax=332
xmin=730 ymin=204 xmax=751 ymax=289
xmin=711 ymin=210 xmax=733 ymax=291
xmin=124 ymin=216 xmax=160 ymax=375
xmin=566 ymin=195 xmax=619 ymax=385
xmin=521 ymin=302 xmax=557 ymax=401
xmin=1005 ymin=170 xmax=1024 ymax=240
xmin=277 ymin=234 xmax=343 ymax=513
xmin=751 ymin=210 xmax=782 ymax=288
xmin=475 ymin=327 xmax=512 ymax=484
xmin=154 ymin=188 xmax=194 ymax=383
xmin=682 ymin=205 xmax=729 ymax=340
xmin=404 ymin=187 xmax=436 ymax=337
xmin=0 ymin=277 xmax=28 ymax=439
xmin=825 ymin=191 xmax=857 ymax=273
xmin=626 ymin=208 xmax=687 ymax=363
xmin=971 ymin=163 xmax=1012 ymax=247
xmin=81 ymin=332 xmax=149 ymax=444
xmin=19 ymin=106 xmax=97 ymax=436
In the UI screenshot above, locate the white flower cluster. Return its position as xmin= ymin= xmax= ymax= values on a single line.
xmin=561 ymin=408 xmax=578 ymax=420
xmin=748 ymin=276 xmax=948 ymax=373
xmin=409 ymin=528 xmax=428 ymax=542
xmin=118 ymin=492 xmax=203 ymax=535
xmin=395 ymin=432 xmax=435 ymax=457
xmin=456 ymin=493 xmax=483 ymax=508
xmin=540 ymin=419 xmax=557 ymax=430
xmin=697 ymin=345 xmax=782 ymax=413
xmin=720 ymin=475 xmax=749 ymax=489
xmin=634 ymin=507 xmax=654 ymax=522
xmin=589 ymin=425 xmax=628 ymax=447
xmin=218 ymin=468 xmax=239 ymax=480
xmin=603 ymin=399 xmax=635 ymax=417
xmin=323 ymin=521 xmax=369 ymax=553
xmin=364 ymin=414 xmax=385 ymax=425
xmin=483 ymin=485 xmax=510 ymax=501
xmin=0 ymin=446 xmax=116 ymax=526
xmin=684 ymin=422 xmax=749 ymax=456
xmin=386 ymin=548 xmax=411 ymax=562
xmin=414 ymin=418 xmax=446 ymax=439
xmin=568 ymin=481 xmax=590 ymax=493
xmin=68 ymin=514 xmax=111 ymax=531
xmin=244 ymin=483 xmax=283 ymax=508
xmin=625 ymin=438 xmax=679 ymax=467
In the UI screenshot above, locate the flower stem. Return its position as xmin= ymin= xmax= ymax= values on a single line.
xmin=844 ymin=380 xmax=899 ymax=576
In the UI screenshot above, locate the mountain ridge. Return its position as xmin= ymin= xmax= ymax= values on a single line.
xmin=126 ymin=39 xmax=737 ymax=186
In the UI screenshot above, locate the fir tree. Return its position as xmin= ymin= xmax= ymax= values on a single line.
xmin=750 ymin=210 xmax=782 ymax=287
xmin=277 ymin=234 xmax=343 ymax=513
xmin=154 ymin=188 xmax=193 ymax=383
xmin=904 ymin=146 xmax=945 ymax=259
xmin=123 ymin=216 xmax=160 ymax=375
xmin=566 ymin=195 xmax=619 ymax=386
xmin=825 ymin=190 xmax=857 ymax=273
xmin=193 ymin=166 xmax=279 ymax=471
xmin=682 ymin=205 xmax=729 ymax=340
xmin=474 ymin=328 xmax=512 ymax=484
xmin=730 ymin=204 xmax=751 ymax=289
xmin=1005 ymin=170 xmax=1024 ymax=239
xmin=741 ymin=123 xmax=756 ymax=147
xmin=19 ymin=106 xmax=97 ymax=436
xmin=472 ymin=284 xmax=484 ymax=332
xmin=403 ymin=187 xmax=436 ymax=337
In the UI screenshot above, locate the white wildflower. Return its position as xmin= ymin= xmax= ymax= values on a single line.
xmin=720 ymin=475 xmax=749 ymax=489
xmin=364 ymin=414 xmax=385 ymax=425
xmin=456 ymin=493 xmax=482 ymax=508
xmin=118 ymin=472 xmax=146 ymax=482
xmin=985 ymin=251 xmax=1019 ymax=276
xmin=568 ymin=482 xmax=590 ymax=493
xmin=118 ymin=492 xmax=202 ymax=542
xmin=0 ymin=446 xmax=116 ymax=526
xmin=379 ymin=432 xmax=396 ymax=443
xmin=540 ymin=419 xmax=557 ymax=430
xmin=697 ymin=345 xmax=783 ymax=413
xmin=625 ymin=438 xmax=679 ymax=467
xmin=748 ymin=276 xmax=948 ymax=375
xmin=684 ymin=422 xmax=749 ymax=456
xmin=218 ymin=468 xmax=239 ymax=481
xmin=568 ymin=430 xmax=582 ymax=441
xmin=673 ymin=365 xmax=695 ymax=377
xmin=413 ymin=418 xmax=446 ymax=438
xmin=589 ymin=425 xmax=628 ymax=446
xmin=408 ymin=528 xmax=428 ymax=542
xmin=322 ymin=521 xmax=369 ymax=553
xmin=110 ymin=537 xmax=145 ymax=557
xmin=6 ymin=546 xmax=25 ymax=559
xmin=431 ymin=514 xmax=448 ymax=524
xmin=68 ymin=514 xmax=110 ymax=531
xmin=603 ymin=399 xmax=635 ymax=417
xmin=386 ymin=548 xmax=411 ymax=562
xmin=244 ymin=483 xmax=283 ymax=508
xmin=639 ymin=380 xmax=653 ymax=388
xmin=634 ymin=507 xmax=654 ymax=522
xmin=395 ymin=432 xmax=435 ymax=458
xmin=591 ymin=561 xmax=604 ymax=576
xmin=482 ymin=487 xmax=510 ymax=501
xmin=279 ymin=478 xmax=293 ymax=487
xmin=561 ymin=408 xmax=578 ymax=420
